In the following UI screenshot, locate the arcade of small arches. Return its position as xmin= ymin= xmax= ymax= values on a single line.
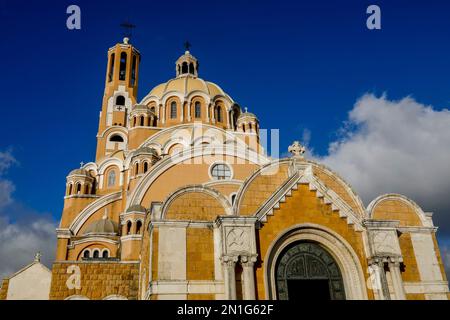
xmin=81 ymin=248 xmax=111 ymax=260
xmin=121 ymin=219 xmax=144 ymax=236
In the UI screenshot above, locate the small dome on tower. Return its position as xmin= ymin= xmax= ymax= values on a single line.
xmin=83 ymin=218 xmax=118 ymax=235
xmin=126 ymin=204 xmax=147 ymax=213
xmin=68 ymin=168 xmax=91 ymax=177
xmin=131 ymin=147 xmax=159 ymax=157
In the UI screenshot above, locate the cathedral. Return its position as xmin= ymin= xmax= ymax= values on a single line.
xmin=3 ymin=37 xmax=449 ymax=300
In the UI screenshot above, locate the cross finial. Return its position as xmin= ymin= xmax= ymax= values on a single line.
xmin=288 ymin=141 xmax=306 ymax=158
xmin=244 ymin=107 xmax=248 ymax=113
xmin=120 ymin=20 xmax=136 ymax=40
xmin=34 ymin=252 xmax=42 ymax=262
xmin=80 ymin=161 xmax=84 ymax=168
xmin=184 ymin=41 xmax=191 ymax=52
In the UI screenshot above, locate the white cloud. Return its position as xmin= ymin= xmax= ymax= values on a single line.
xmin=316 ymin=94 xmax=450 ymax=234
xmin=0 ymin=215 xmax=56 ymax=279
xmin=0 ymin=150 xmax=56 ymax=279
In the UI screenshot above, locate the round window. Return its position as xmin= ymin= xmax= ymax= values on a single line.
xmin=210 ymin=163 xmax=232 ymax=180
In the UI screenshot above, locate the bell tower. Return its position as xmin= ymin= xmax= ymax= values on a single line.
xmin=96 ymin=37 xmax=141 ymax=160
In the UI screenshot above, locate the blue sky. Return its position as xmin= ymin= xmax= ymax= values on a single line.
xmin=1 ymin=0 xmax=450 ymax=274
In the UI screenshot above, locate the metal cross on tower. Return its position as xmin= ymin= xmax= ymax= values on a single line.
xmin=184 ymin=41 xmax=191 ymax=51
xmin=120 ymin=20 xmax=136 ymax=39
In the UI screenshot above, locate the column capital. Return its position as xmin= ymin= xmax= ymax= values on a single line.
xmin=241 ymin=254 xmax=258 ymax=266
xmin=221 ymin=255 xmax=239 ymax=266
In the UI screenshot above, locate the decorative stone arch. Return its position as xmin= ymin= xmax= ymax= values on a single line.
xmin=69 ymin=192 xmax=122 ymax=235
xmin=103 ymin=294 xmax=128 ymax=300
xmin=161 ymin=185 xmax=233 ymax=219
xmin=162 ymin=138 xmax=190 ymax=155
xmin=264 ymin=223 xmax=368 ymax=300
xmin=65 ymin=295 xmax=89 ymax=300
xmin=367 ymin=193 xmax=430 ymax=227
xmin=234 ymin=159 xmax=290 ymax=213
xmin=98 ymin=125 xmax=129 ymax=139
xmin=138 ymin=123 xmax=249 ymax=151
xmin=127 ymin=145 xmax=269 ymax=207
xmin=307 ymin=161 xmax=366 ymax=218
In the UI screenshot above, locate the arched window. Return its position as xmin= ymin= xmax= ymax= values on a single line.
xmin=108 ymin=53 xmax=115 ymax=82
xmin=231 ymin=194 xmax=237 ymax=205
xmin=211 ymin=163 xmax=232 ymax=180
xmin=135 ymin=162 xmax=139 ymax=175
xmin=195 ymin=102 xmax=201 ymax=118
xmin=133 ymin=117 xmax=137 ymax=127
xmin=76 ymin=183 xmax=81 ymax=194
xmin=216 ymin=106 xmax=222 ymax=122
xmin=119 ymin=52 xmax=127 ymax=81
xmin=83 ymin=250 xmax=90 ymax=259
xmin=126 ymin=221 xmax=132 ymax=235
xmin=170 ymin=101 xmax=177 ymax=119
xmin=182 ymin=62 xmax=188 ymax=74
xmin=116 ymin=95 xmax=125 ymax=106
xmin=249 ymin=123 xmax=252 ymax=131
xmin=189 ymin=62 xmax=195 ymax=74
xmin=136 ymin=220 xmax=142 ymax=235
xmin=68 ymin=184 xmax=73 ymax=196
xmin=102 ymin=250 xmax=109 ymax=259
xmin=131 ymin=55 xmax=137 ymax=86
xmin=93 ymin=250 xmax=100 ymax=259
xmin=143 ymin=162 xmax=148 ymax=173
xmin=140 ymin=116 xmax=144 ymax=126
xmin=242 ymin=124 xmax=246 ymax=133
xmin=109 ymin=134 xmax=124 ymax=142
xmin=107 ymin=170 xmax=116 ymax=187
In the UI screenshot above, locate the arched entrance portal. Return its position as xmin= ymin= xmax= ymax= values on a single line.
xmin=275 ymin=241 xmax=345 ymax=300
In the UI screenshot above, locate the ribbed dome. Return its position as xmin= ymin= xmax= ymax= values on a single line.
xmin=132 ymin=147 xmax=159 ymax=157
xmin=238 ymin=112 xmax=257 ymax=119
xmin=146 ymin=76 xmax=232 ymax=101
xmin=83 ymin=218 xmax=118 ymax=235
xmin=69 ymin=168 xmax=91 ymax=177
xmin=126 ymin=204 xmax=147 ymax=213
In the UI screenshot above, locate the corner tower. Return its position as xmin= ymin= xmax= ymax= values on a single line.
xmin=96 ymin=37 xmax=141 ymax=160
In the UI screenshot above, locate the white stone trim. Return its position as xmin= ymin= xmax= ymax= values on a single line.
xmin=69 ymin=192 xmax=122 ymax=235
xmin=68 ymin=237 xmax=119 ymax=248
xmin=160 ymin=184 xmax=233 ymax=218
xmin=367 ymin=194 xmax=431 ymax=227
xmin=149 ymin=280 xmax=224 ymax=295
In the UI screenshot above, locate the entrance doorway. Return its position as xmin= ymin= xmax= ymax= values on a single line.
xmin=275 ymin=242 xmax=345 ymax=300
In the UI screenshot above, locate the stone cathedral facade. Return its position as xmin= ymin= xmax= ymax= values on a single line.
xmin=25 ymin=38 xmax=450 ymax=300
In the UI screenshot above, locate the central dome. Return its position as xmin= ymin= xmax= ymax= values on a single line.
xmin=146 ymin=76 xmax=232 ymax=101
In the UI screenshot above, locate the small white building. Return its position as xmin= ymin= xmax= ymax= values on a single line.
xmin=0 ymin=253 xmax=51 ymax=300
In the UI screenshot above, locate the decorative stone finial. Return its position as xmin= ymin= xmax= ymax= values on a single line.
xmin=288 ymin=141 xmax=306 ymax=158
xmin=244 ymin=107 xmax=248 ymax=113
xmin=34 ymin=251 xmax=42 ymax=262
xmin=123 ymin=37 xmax=129 ymax=45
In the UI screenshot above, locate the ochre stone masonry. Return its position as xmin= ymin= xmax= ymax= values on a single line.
xmin=49 ymin=262 xmax=139 ymax=300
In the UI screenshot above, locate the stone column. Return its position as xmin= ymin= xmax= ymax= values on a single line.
xmin=389 ymin=260 xmax=406 ymax=300
xmin=377 ymin=260 xmax=391 ymax=300
xmin=187 ymin=102 xmax=192 ymax=122
xmin=221 ymin=255 xmax=238 ymax=300
xmin=369 ymin=259 xmax=390 ymax=300
xmin=241 ymin=255 xmax=257 ymax=300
